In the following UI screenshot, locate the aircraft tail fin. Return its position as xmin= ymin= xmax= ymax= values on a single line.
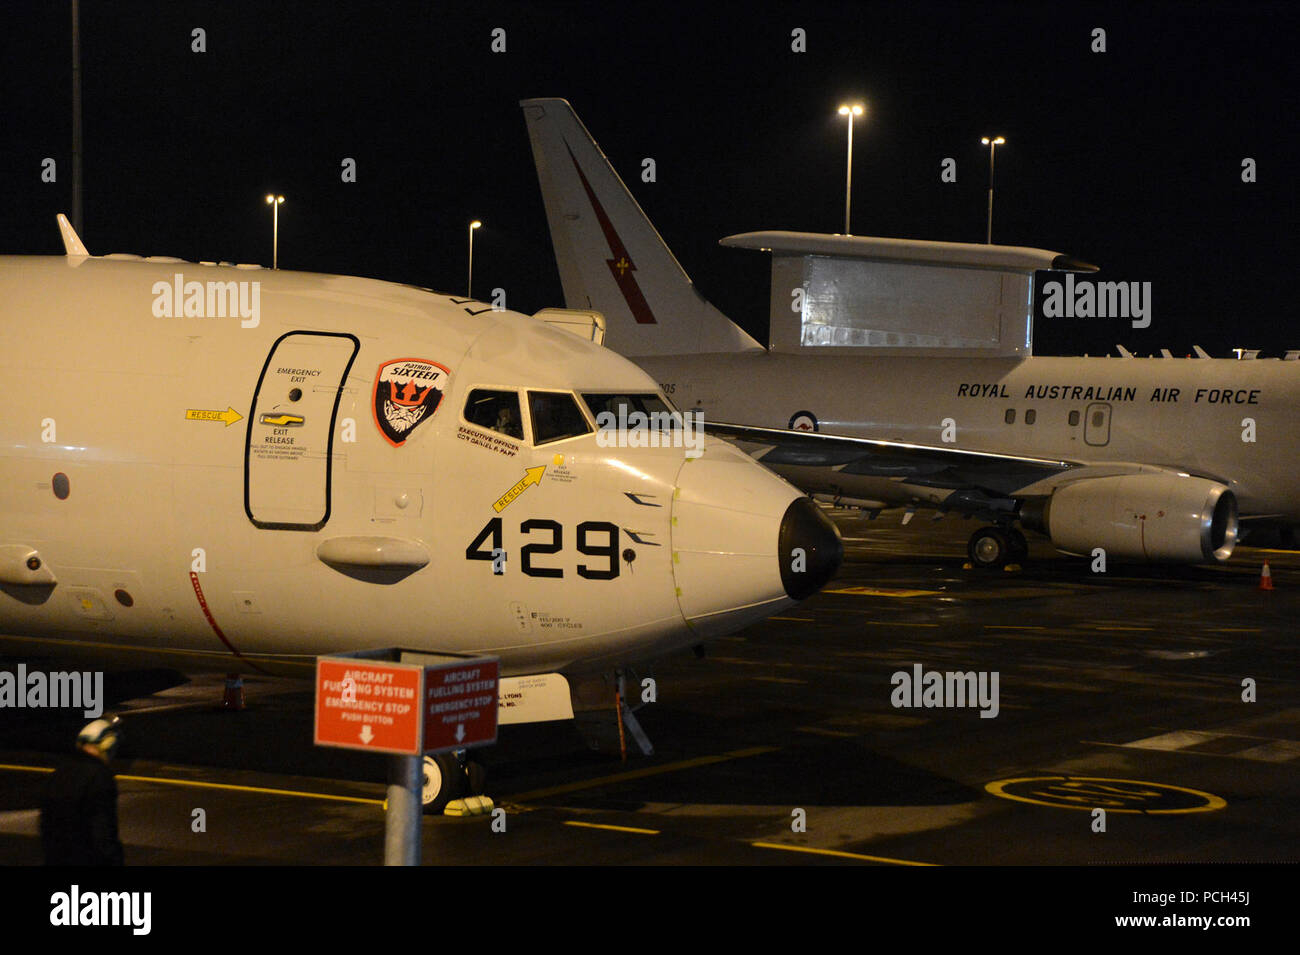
xmin=521 ymin=98 xmax=761 ymax=357
xmin=57 ymin=214 xmax=90 ymax=257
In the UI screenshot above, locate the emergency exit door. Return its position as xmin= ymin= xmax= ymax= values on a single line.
xmin=1083 ymin=402 xmax=1112 ymax=447
xmin=245 ymin=331 xmax=359 ymax=530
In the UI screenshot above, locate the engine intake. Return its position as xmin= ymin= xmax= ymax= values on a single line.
xmin=1022 ymin=474 xmax=1238 ymax=563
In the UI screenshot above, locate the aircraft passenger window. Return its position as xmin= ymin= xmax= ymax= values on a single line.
xmin=1092 ymin=410 xmax=1105 ymax=428
xmin=1025 ymin=409 xmax=1036 ymax=425
xmin=582 ymin=393 xmax=681 ymax=433
xmin=528 ymin=391 xmax=592 ymax=444
xmin=1004 ymin=409 xmax=1015 ymax=424
xmin=464 ymin=389 xmax=523 ymax=440
xmin=1069 ymin=410 xmax=1080 ymax=426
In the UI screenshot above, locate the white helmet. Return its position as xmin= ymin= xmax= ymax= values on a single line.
xmin=77 ymin=716 xmax=121 ymax=757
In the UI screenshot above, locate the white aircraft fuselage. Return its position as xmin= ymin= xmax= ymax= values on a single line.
xmin=0 ymin=254 xmax=840 ymax=680
xmin=643 ymin=352 xmax=1299 ymax=522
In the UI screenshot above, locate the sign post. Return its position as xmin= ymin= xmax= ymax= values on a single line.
xmin=313 ymin=649 xmax=499 ymax=866
xmin=385 ymin=753 xmax=422 ymax=866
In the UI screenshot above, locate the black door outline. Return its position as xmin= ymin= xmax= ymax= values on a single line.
xmin=1083 ymin=402 xmax=1112 ymax=447
xmin=244 ymin=330 xmax=360 ymax=531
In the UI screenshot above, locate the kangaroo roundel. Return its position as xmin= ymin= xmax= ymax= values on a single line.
xmin=372 ymin=358 xmax=450 ymax=446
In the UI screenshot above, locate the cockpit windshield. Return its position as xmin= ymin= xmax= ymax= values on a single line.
xmin=528 ymin=391 xmax=592 ymax=444
xmin=582 ymin=393 xmax=683 ymax=433
xmin=464 ymin=389 xmax=524 ymax=439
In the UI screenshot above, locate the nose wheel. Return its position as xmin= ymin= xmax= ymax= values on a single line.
xmin=421 ymin=754 xmax=465 ymax=813
xmin=421 ymin=752 xmax=488 ymax=814
xmin=968 ymin=526 xmax=1028 ymax=568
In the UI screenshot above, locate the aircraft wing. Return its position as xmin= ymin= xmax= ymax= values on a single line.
xmin=703 ymin=421 xmax=1232 ymax=507
xmin=704 ymin=421 xmax=1077 ymax=497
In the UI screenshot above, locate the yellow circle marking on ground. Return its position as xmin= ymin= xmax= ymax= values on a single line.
xmin=985 ymin=775 xmax=1226 ymax=814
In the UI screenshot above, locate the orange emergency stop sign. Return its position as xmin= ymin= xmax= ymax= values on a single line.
xmin=314 ymin=659 xmax=423 ymax=754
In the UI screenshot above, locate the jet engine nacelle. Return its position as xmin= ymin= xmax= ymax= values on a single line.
xmin=1024 ymin=474 xmax=1238 ymax=563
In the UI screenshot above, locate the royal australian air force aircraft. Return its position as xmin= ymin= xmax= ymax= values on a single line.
xmin=0 ymin=216 xmax=841 ymax=798
xmin=523 ymin=97 xmax=1298 ymax=570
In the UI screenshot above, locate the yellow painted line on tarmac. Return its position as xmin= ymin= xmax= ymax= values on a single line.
xmin=860 ymin=621 xmax=939 ymax=628
xmin=111 ymin=773 xmax=386 ymax=805
xmin=0 ymin=762 xmax=382 ymax=805
xmin=564 ymin=820 xmax=659 ymax=835
xmin=752 ymin=841 xmax=937 ymax=866
xmin=988 ymin=625 xmax=1045 ymax=630
xmin=769 ymin=616 xmax=814 ymax=622
xmin=1092 ymin=626 xmax=1154 ymax=632
xmin=4 ymin=764 xmax=383 ymax=804
xmin=826 ymin=586 xmax=941 ymax=597
xmin=796 ymin=726 xmax=858 ymax=738
xmin=510 ymin=746 xmax=778 ymax=803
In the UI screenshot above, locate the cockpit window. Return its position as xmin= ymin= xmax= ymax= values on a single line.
xmin=582 ymin=393 xmax=682 ymax=433
xmin=528 ymin=391 xmax=592 ymax=444
xmin=464 ymin=389 xmax=524 ymax=440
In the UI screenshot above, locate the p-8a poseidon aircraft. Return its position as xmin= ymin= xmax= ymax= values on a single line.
xmin=0 ymin=216 xmax=841 ymax=807
xmin=523 ymin=97 xmax=1300 ymax=570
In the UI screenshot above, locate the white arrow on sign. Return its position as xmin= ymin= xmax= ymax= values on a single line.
xmin=360 ymin=725 xmax=374 ymax=744
xmin=455 ymin=723 xmax=465 ymax=742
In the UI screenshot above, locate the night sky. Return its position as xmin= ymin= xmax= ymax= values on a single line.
xmin=3 ymin=1 xmax=1296 ymax=357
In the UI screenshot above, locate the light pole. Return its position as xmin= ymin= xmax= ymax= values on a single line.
xmin=467 ymin=220 xmax=481 ymax=297
xmin=265 ymin=195 xmax=284 ymax=269
xmin=837 ymin=104 xmax=864 ymax=234
xmin=980 ymin=137 xmax=1005 ymax=244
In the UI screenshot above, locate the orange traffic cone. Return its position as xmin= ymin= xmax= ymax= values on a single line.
xmin=1259 ymin=561 xmax=1274 ymax=591
xmin=221 ymin=673 xmax=245 ymax=710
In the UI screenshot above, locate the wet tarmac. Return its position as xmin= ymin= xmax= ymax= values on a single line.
xmin=1 ymin=510 xmax=1296 ymax=868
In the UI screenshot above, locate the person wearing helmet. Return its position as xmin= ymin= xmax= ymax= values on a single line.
xmin=40 ymin=716 xmax=125 ymax=866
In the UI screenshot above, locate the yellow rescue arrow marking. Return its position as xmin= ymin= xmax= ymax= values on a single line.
xmin=185 ymin=406 xmax=244 ymax=427
xmin=493 ymin=465 xmax=546 ymax=512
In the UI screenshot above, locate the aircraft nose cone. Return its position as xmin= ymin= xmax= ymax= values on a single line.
xmin=778 ymin=498 xmax=843 ymax=599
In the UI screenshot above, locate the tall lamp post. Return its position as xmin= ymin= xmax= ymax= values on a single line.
xmin=980 ymin=137 xmax=1005 ymax=244
xmin=837 ymin=103 xmax=864 ymax=234
xmin=265 ymin=194 xmax=284 ymax=269
xmin=467 ymin=220 xmax=482 ymax=297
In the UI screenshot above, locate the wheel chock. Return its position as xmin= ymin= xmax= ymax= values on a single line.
xmin=444 ymin=795 xmax=495 ymax=817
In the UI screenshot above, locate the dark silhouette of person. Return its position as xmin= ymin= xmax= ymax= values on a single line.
xmin=40 ymin=716 xmax=125 ymax=866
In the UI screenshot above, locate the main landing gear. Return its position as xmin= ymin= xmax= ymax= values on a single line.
xmin=967 ymin=525 xmax=1028 ymax=569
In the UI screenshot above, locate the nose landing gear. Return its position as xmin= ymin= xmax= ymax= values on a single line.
xmin=421 ymin=752 xmax=489 ymax=814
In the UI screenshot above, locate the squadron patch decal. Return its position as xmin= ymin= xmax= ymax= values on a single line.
xmin=372 ymin=358 xmax=451 ymax=447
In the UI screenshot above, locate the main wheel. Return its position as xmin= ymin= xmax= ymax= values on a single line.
xmin=968 ymin=526 xmax=1012 ymax=568
xmin=422 ymin=753 xmax=468 ymax=814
